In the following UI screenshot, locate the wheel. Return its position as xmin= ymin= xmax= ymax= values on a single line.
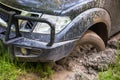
xmin=76 ymin=30 xmax=105 ymax=52
xmin=56 ymin=30 xmax=105 ymax=65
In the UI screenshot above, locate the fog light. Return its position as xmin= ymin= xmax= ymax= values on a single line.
xmin=21 ymin=48 xmax=28 ymax=55
xmin=31 ymin=49 xmax=42 ymax=55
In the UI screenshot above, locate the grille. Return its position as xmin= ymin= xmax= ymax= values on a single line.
xmin=25 ymin=14 xmax=38 ymax=29
xmin=0 ymin=12 xmax=9 ymax=22
xmin=25 ymin=21 xmax=35 ymax=29
xmin=20 ymin=14 xmax=38 ymax=31
xmin=0 ymin=3 xmax=21 ymax=22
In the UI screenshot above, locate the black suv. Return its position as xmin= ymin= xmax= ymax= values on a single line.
xmin=0 ymin=0 xmax=120 ymax=62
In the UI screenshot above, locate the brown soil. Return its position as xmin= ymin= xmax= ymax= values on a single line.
xmin=17 ymin=33 xmax=120 ymax=80
xmin=52 ymin=33 xmax=120 ymax=80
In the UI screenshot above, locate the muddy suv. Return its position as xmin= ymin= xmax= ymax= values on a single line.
xmin=0 ymin=0 xmax=120 ymax=62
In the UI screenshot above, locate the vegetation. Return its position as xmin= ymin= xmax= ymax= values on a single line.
xmin=99 ymin=43 xmax=120 ymax=80
xmin=0 ymin=41 xmax=54 ymax=80
xmin=0 ymin=39 xmax=119 ymax=80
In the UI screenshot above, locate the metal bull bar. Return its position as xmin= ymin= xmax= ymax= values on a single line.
xmin=0 ymin=8 xmax=55 ymax=46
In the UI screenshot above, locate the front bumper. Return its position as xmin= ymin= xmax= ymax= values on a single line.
xmin=13 ymin=38 xmax=76 ymax=62
xmin=0 ymin=7 xmax=55 ymax=46
xmin=0 ymin=31 xmax=76 ymax=62
xmin=0 ymin=6 xmax=77 ymax=62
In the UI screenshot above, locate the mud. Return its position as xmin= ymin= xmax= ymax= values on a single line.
xmin=16 ymin=33 xmax=120 ymax=80
xmin=52 ymin=33 xmax=120 ymax=80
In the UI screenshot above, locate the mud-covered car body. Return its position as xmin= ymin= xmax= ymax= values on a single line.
xmin=0 ymin=0 xmax=120 ymax=62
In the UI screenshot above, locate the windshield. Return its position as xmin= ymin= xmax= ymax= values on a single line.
xmin=0 ymin=0 xmax=84 ymax=12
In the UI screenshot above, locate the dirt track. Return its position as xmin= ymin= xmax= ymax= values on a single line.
xmin=52 ymin=33 xmax=120 ymax=80
xmin=17 ymin=33 xmax=120 ymax=80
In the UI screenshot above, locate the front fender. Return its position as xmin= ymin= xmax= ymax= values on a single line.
xmin=56 ymin=8 xmax=111 ymax=42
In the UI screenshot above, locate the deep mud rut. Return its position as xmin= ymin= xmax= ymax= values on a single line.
xmin=17 ymin=33 xmax=120 ymax=80
xmin=52 ymin=33 xmax=120 ymax=80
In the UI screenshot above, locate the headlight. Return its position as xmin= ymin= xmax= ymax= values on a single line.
xmin=33 ymin=14 xmax=71 ymax=34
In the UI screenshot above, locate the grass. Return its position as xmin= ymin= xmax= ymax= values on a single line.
xmin=98 ymin=42 xmax=120 ymax=80
xmin=0 ymin=41 xmax=54 ymax=80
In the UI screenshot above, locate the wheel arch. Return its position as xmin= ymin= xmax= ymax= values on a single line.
xmin=89 ymin=22 xmax=108 ymax=46
xmin=56 ymin=8 xmax=111 ymax=45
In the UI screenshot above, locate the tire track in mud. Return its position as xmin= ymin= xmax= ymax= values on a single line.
xmin=52 ymin=33 xmax=120 ymax=80
xmin=17 ymin=33 xmax=120 ymax=80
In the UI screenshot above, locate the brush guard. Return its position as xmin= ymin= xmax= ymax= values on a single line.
xmin=0 ymin=8 xmax=55 ymax=46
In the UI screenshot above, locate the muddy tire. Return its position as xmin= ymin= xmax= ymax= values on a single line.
xmin=57 ymin=30 xmax=105 ymax=65
xmin=77 ymin=30 xmax=105 ymax=51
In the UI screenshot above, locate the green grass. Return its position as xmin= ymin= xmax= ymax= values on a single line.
xmin=98 ymin=43 xmax=120 ymax=80
xmin=0 ymin=41 xmax=54 ymax=80
xmin=98 ymin=55 xmax=120 ymax=80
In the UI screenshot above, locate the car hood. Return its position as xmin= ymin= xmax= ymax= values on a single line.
xmin=0 ymin=0 xmax=84 ymax=14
